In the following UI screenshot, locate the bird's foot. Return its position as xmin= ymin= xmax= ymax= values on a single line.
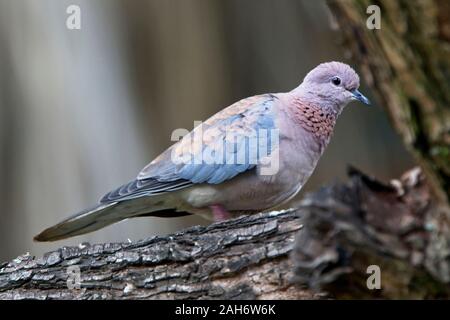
xmin=209 ymin=204 xmax=232 ymax=222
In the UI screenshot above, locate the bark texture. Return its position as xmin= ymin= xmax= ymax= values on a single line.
xmin=327 ymin=0 xmax=450 ymax=290
xmin=1 ymin=168 xmax=449 ymax=299
xmin=0 ymin=209 xmax=309 ymax=300
xmin=293 ymin=167 xmax=450 ymax=298
xmin=327 ymin=0 xmax=450 ymax=204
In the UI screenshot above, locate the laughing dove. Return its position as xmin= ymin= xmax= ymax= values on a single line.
xmin=35 ymin=61 xmax=370 ymax=241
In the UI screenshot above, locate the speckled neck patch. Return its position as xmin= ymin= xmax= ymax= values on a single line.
xmin=291 ymin=98 xmax=337 ymax=142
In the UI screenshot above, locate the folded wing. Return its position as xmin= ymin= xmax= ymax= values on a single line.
xmin=101 ymin=94 xmax=278 ymax=203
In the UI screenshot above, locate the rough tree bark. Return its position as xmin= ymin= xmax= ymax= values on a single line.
xmin=0 ymin=209 xmax=307 ymax=300
xmin=1 ymin=168 xmax=449 ymax=299
xmin=328 ymin=0 xmax=450 ymax=204
xmin=327 ymin=0 xmax=450 ymax=287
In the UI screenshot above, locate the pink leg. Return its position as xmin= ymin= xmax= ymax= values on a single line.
xmin=209 ymin=204 xmax=232 ymax=222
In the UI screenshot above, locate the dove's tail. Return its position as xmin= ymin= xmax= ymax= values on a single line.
xmin=34 ymin=196 xmax=189 ymax=242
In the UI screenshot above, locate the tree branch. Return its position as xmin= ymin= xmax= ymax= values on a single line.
xmin=1 ymin=167 xmax=449 ymax=299
xmin=0 ymin=209 xmax=310 ymax=299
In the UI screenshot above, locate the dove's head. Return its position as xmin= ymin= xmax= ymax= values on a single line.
xmin=298 ymin=61 xmax=370 ymax=113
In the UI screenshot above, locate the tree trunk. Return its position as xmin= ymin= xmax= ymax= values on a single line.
xmin=327 ymin=0 xmax=450 ymax=286
xmin=1 ymin=168 xmax=449 ymax=299
xmin=329 ymin=0 xmax=450 ymax=201
xmin=327 ymin=0 xmax=450 ymax=204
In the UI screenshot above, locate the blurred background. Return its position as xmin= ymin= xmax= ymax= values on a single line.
xmin=0 ymin=0 xmax=414 ymax=261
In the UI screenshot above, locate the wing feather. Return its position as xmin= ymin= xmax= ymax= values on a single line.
xmin=100 ymin=94 xmax=278 ymax=203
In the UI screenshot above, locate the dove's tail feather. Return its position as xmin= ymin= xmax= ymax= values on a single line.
xmin=34 ymin=202 xmax=122 ymax=242
xmin=34 ymin=196 xmax=188 ymax=242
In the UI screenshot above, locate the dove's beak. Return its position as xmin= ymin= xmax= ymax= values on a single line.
xmin=351 ymin=89 xmax=371 ymax=105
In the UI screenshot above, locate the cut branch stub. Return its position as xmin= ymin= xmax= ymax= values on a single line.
xmin=292 ymin=166 xmax=450 ymax=298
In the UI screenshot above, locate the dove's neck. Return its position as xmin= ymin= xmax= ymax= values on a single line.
xmin=291 ymin=83 xmax=344 ymax=116
xmin=284 ymin=88 xmax=339 ymax=147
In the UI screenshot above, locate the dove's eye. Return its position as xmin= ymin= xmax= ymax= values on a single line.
xmin=331 ymin=76 xmax=341 ymax=86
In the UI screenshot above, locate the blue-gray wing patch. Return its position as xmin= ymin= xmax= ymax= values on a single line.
xmin=100 ymin=94 xmax=278 ymax=203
